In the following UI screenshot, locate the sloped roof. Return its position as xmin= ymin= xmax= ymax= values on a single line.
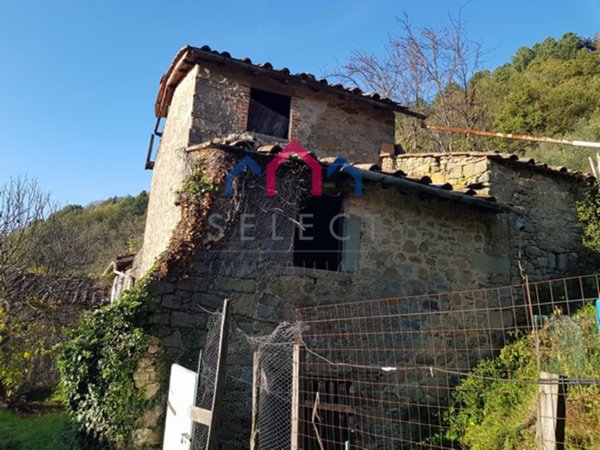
xmin=11 ymin=274 xmax=110 ymax=307
xmin=155 ymin=45 xmax=426 ymax=120
xmin=186 ymin=136 xmax=513 ymax=213
xmin=392 ymin=152 xmax=595 ymax=182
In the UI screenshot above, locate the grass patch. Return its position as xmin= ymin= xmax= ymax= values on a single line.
xmin=0 ymin=409 xmax=113 ymax=450
xmin=0 ymin=410 xmax=72 ymax=450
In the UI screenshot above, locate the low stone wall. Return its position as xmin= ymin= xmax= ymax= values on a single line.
xmin=381 ymin=154 xmax=491 ymax=192
xmin=382 ymin=153 xmax=598 ymax=280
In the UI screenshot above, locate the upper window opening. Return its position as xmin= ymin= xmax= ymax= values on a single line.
xmin=247 ymin=88 xmax=291 ymax=139
xmin=293 ymin=195 xmax=344 ymax=272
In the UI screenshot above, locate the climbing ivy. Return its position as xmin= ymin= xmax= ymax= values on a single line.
xmin=577 ymin=184 xmax=600 ymax=254
xmin=177 ymin=164 xmax=219 ymax=199
xmin=56 ymin=279 xmax=159 ymax=448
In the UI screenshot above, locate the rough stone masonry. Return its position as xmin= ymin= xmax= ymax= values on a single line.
xmin=123 ymin=46 xmax=597 ymax=447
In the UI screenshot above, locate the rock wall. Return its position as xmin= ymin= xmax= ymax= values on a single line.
xmin=383 ymin=153 xmax=597 ymax=280
xmin=136 ymin=147 xmax=521 ymax=448
xmin=291 ymin=94 xmax=395 ymax=163
xmin=489 ymin=163 xmax=592 ymax=279
xmin=138 ymin=67 xmax=199 ymax=274
xmin=190 ymin=67 xmax=250 ymax=144
xmin=139 ymin=64 xmax=397 ymax=276
xmin=381 ymin=154 xmax=491 ymax=192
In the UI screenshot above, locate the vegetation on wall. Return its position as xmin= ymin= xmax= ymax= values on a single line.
xmin=53 ymin=159 xmax=227 ymax=446
xmin=159 ymin=155 xmax=226 ymax=278
xmin=177 ymin=164 xmax=219 ymax=199
xmin=56 ymin=279 xmax=159 ymax=447
xmin=577 ymin=185 xmax=600 ymax=254
xmin=446 ymin=304 xmax=600 ymax=449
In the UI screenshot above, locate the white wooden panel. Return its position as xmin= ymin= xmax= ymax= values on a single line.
xmin=163 ymin=364 xmax=198 ymax=450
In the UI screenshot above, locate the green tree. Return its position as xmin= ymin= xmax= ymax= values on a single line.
xmin=577 ymin=185 xmax=600 ymax=254
xmin=25 ymin=191 xmax=148 ymax=277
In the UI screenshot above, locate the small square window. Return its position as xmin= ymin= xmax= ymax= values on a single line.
xmin=247 ymin=88 xmax=291 ymax=139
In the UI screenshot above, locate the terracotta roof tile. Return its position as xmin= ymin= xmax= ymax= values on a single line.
xmin=155 ymin=45 xmax=426 ymax=120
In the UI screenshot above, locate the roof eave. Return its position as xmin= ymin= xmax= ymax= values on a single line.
xmin=155 ymin=46 xmax=426 ymax=120
xmin=187 ymin=142 xmax=513 ymax=214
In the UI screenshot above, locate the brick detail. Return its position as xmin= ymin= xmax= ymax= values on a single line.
xmin=289 ymin=97 xmax=301 ymax=140
xmin=234 ymin=86 xmax=251 ymax=133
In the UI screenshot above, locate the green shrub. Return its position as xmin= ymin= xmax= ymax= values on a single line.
xmin=177 ymin=165 xmax=218 ymax=199
xmin=56 ymin=281 xmax=159 ymax=447
xmin=447 ymin=305 xmax=600 ymax=449
xmin=0 ymin=299 xmax=63 ymax=403
xmin=447 ymin=335 xmax=538 ymax=450
xmin=577 ymin=185 xmax=600 ymax=254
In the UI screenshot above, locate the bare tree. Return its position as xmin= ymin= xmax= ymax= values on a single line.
xmin=0 ymin=178 xmax=109 ymax=402
xmin=332 ymin=10 xmax=490 ymax=152
xmin=0 ymin=177 xmax=55 ymax=305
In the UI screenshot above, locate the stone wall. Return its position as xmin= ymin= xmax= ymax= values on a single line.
xmin=381 ymin=154 xmax=491 ymax=192
xmin=188 ymin=62 xmax=397 ymax=161
xmin=189 ymin=67 xmax=250 ymax=144
xmin=138 ymin=64 xmax=397 ymax=276
xmin=383 ymin=153 xmax=596 ymax=280
xmin=138 ymin=67 xmax=199 ymax=274
xmin=136 ymin=147 xmax=521 ymax=447
xmin=291 ymin=94 xmax=395 ymax=163
xmin=489 ymin=163 xmax=592 ymax=279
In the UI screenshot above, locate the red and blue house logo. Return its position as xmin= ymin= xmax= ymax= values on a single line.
xmin=225 ymin=140 xmax=363 ymax=197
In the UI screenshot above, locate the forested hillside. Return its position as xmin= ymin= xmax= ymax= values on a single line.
xmin=26 ymin=192 xmax=148 ymax=278
xmin=340 ymin=27 xmax=600 ymax=170
xmin=471 ymin=33 xmax=600 ymax=169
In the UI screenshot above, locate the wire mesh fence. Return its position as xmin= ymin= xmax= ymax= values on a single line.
xmin=293 ymin=273 xmax=600 ymax=450
xmin=192 ymin=312 xmax=222 ymax=450
xmin=190 ymin=308 xmax=301 ymax=450
xmin=250 ymin=322 xmax=300 ymax=450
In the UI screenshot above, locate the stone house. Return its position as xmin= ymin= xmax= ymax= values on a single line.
xmin=127 ymin=46 xmax=596 ymax=447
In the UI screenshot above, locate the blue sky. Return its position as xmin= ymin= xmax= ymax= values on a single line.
xmin=1 ymin=0 xmax=599 ymax=206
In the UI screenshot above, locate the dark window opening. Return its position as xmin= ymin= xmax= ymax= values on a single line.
xmin=247 ymin=88 xmax=291 ymax=138
xmin=293 ymin=195 xmax=344 ymax=271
